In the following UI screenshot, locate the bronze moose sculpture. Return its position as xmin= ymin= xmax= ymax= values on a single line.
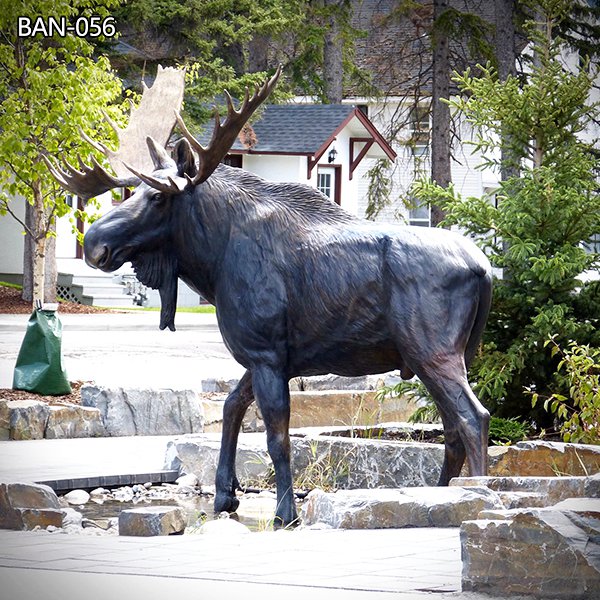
xmin=47 ymin=67 xmax=492 ymax=527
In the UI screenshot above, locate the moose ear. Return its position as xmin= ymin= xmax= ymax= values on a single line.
xmin=174 ymin=138 xmax=198 ymax=178
xmin=146 ymin=136 xmax=175 ymax=170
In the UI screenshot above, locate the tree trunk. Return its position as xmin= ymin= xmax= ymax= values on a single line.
xmin=22 ymin=202 xmax=34 ymax=302
xmin=22 ymin=179 xmax=55 ymax=307
xmin=22 ymin=203 xmax=57 ymax=305
xmin=495 ymin=0 xmax=518 ymax=181
xmin=431 ymin=0 xmax=451 ymax=227
xmin=323 ymin=1 xmax=344 ymax=103
xmin=248 ymin=35 xmax=270 ymax=73
xmin=44 ymin=224 xmax=57 ymax=303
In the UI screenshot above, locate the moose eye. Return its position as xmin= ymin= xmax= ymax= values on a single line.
xmin=148 ymin=191 xmax=165 ymax=204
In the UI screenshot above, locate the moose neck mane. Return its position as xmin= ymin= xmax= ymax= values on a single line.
xmin=204 ymin=164 xmax=357 ymax=228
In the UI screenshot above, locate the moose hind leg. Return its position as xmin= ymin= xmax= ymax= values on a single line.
xmin=417 ymin=359 xmax=489 ymax=485
xmin=215 ymin=370 xmax=254 ymax=514
xmin=252 ymin=365 xmax=298 ymax=529
xmin=437 ymin=423 xmax=466 ymax=485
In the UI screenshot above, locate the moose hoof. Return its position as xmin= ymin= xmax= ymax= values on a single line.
xmin=214 ymin=492 xmax=239 ymax=514
xmin=273 ymin=508 xmax=300 ymax=530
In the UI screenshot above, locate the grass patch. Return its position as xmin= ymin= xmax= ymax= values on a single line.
xmin=0 ymin=281 xmax=23 ymax=290
xmin=125 ymin=304 xmax=216 ymax=314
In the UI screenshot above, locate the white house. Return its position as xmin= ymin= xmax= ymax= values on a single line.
xmin=0 ymin=102 xmax=398 ymax=306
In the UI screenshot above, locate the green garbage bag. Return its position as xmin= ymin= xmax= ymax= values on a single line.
xmin=12 ymin=306 xmax=71 ymax=395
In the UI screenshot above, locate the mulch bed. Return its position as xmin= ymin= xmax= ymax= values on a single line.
xmin=0 ymin=381 xmax=85 ymax=405
xmin=0 ymin=284 xmax=114 ymax=315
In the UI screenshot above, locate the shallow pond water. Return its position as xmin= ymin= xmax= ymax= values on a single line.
xmin=72 ymin=489 xmax=281 ymax=532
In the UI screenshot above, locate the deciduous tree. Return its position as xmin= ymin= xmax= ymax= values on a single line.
xmin=0 ymin=0 xmax=123 ymax=305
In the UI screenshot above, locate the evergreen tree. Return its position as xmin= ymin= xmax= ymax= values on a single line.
xmin=413 ymin=0 xmax=600 ymax=428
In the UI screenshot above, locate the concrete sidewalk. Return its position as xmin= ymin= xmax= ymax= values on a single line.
xmin=0 ymin=310 xmax=245 ymax=389
xmin=0 ymin=436 xmax=177 ymax=490
xmin=0 ymin=526 xmax=481 ymax=600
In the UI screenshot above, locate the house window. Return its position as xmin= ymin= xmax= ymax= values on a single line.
xmin=317 ymin=167 xmax=334 ymax=199
xmin=408 ymin=200 xmax=431 ymax=227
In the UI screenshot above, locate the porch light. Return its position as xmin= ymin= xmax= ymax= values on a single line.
xmin=328 ymin=147 xmax=338 ymax=163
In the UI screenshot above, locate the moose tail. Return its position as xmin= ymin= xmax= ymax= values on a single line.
xmin=464 ymin=268 xmax=493 ymax=370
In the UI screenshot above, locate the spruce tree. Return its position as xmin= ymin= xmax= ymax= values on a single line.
xmin=414 ymin=0 xmax=600 ymax=428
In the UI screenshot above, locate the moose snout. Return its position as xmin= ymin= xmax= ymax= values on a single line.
xmin=84 ymin=242 xmax=110 ymax=270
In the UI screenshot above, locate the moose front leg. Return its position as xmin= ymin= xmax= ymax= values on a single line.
xmin=214 ymin=370 xmax=254 ymax=514
xmin=252 ymin=365 xmax=298 ymax=528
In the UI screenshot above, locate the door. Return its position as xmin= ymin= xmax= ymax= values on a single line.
xmin=317 ymin=166 xmax=341 ymax=205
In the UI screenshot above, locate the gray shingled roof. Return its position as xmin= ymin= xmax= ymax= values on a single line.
xmin=198 ymin=104 xmax=357 ymax=155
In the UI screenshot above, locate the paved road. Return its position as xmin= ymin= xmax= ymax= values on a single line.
xmin=0 ymin=311 xmax=245 ymax=390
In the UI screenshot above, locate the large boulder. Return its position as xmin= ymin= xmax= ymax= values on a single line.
xmin=302 ymin=486 xmax=504 ymax=529
xmin=288 ymin=391 xmax=418 ymax=429
xmin=0 ymin=482 xmax=63 ymax=530
xmin=488 ymin=440 xmax=600 ymax=477
xmin=45 ymin=404 xmax=105 ymax=438
xmin=0 ymin=399 xmax=49 ymax=440
xmin=451 ymin=473 xmax=600 ymax=509
xmin=461 ymin=500 xmax=600 ymax=599
xmin=291 ymin=435 xmax=444 ymax=489
xmin=166 ymin=433 xmax=444 ymax=489
xmin=164 ymin=433 xmax=271 ymax=487
xmin=81 ymin=385 xmax=204 ymax=436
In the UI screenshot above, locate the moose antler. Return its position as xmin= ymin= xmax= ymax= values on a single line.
xmin=46 ymin=66 xmax=186 ymax=200
xmin=175 ymin=65 xmax=282 ymax=185
xmin=42 ymin=154 xmax=140 ymax=201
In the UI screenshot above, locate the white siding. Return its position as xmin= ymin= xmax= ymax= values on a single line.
xmin=0 ymin=196 xmax=25 ymax=276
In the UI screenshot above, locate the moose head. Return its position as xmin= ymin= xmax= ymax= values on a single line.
xmin=46 ymin=66 xmax=281 ymax=330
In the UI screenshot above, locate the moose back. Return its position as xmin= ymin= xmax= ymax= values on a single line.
xmin=47 ymin=68 xmax=492 ymax=528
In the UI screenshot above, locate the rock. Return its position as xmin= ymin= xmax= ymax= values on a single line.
xmin=551 ymin=497 xmax=600 ymax=517
xmin=62 ymin=508 xmax=84 ymax=528
xmin=291 ymin=436 xmax=444 ymax=489
xmin=90 ymin=487 xmax=109 ymax=498
xmin=488 ymin=440 xmax=600 ymax=477
xmin=112 ymin=486 xmax=135 ymax=502
xmin=198 ymin=397 xmax=226 ymax=432
xmin=461 ymin=503 xmax=600 ymax=599
xmin=236 ymin=494 xmax=278 ymax=523
xmin=451 ymin=473 xmax=599 ymax=508
xmin=292 ymin=372 xmax=402 ymax=391
xmin=81 ymin=385 xmax=205 ymax=436
xmin=176 ymin=473 xmax=199 ymax=488
xmin=0 ymin=482 xmax=63 ymax=530
xmin=45 ymin=404 xmax=105 ymax=438
xmin=302 ymin=486 xmax=503 ymax=529
xmin=118 ymin=506 xmax=186 ymax=536
xmin=196 ymin=516 xmax=251 ymax=536
xmin=167 ymin=433 xmax=445 ymax=491
xmin=288 ymin=390 xmax=418 ymax=429
xmin=200 ymin=378 xmax=240 ymax=393
xmin=165 ymin=433 xmax=272 ymax=488
xmin=0 ymin=400 xmax=49 ymax=440
xmin=63 ymin=489 xmax=90 ymax=505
